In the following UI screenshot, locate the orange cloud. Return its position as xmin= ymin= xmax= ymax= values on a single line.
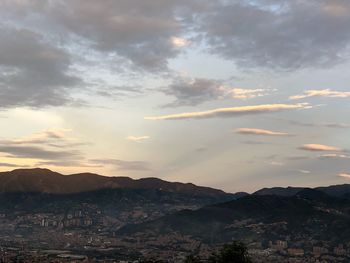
xmin=145 ymin=103 xmax=310 ymax=120
xmin=290 ymin=89 xmax=350 ymax=100
xmin=300 ymin=144 xmax=342 ymax=152
xmin=230 ymin=88 xmax=269 ymax=99
xmin=236 ymin=128 xmax=290 ymax=136
xmin=338 ymin=173 xmax=350 ymax=179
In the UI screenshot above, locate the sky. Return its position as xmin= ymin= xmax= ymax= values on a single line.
xmin=0 ymin=0 xmax=350 ymax=192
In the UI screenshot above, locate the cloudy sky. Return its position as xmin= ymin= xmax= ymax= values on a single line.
xmin=1 ymin=0 xmax=350 ymax=192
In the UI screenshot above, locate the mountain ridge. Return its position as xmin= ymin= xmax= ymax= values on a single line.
xmin=0 ymin=168 xmax=229 ymax=197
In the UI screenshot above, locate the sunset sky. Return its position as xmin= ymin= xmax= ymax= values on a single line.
xmin=1 ymin=0 xmax=350 ymax=192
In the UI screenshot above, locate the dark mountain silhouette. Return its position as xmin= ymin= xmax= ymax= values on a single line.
xmin=253 ymin=186 xmax=305 ymax=196
xmin=118 ymin=190 xmax=350 ymax=244
xmin=0 ymin=168 xmax=228 ymax=198
xmin=315 ymin=184 xmax=350 ymax=197
xmin=253 ymin=184 xmax=350 ymax=199
xmin=294 ymin=188 xmax=337 ymax=203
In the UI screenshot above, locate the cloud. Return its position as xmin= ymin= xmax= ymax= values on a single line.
xmin=0 ymin=129 xmax=82 ymax=148
xmin=126 ymin=136 xmax=150 ymax=142
xmin=338 ymin=173 xmax=350 ymax=179
xmin=145 ymin=103 xmax=311 ymax=120
xmin=1 ymin=0 xmax=195 ymax=72
xmin=0 ymin=129 xmax=85 ymax=161
xmin=2 ymin=0 xmax=350 ymax=77
xmin=286 ymin=119 xmax=350 ymax=129
xmin=297 ymin=169 xmax=311 ymax=174
xmin=36 ymin=160 xmax=101 ymax=168
xmin=290 ymin=89 xmax=350 ymax=100
xmin=318 ymin=154 xmax=350 ymax=159
xmin=300 ymin=144 xmax=343 ymax=152
xmin=0 ymin=129 xmax=70 ymax=145
xmin=0 ymin=145 xmax=81 ymax=160
xmin=90 ymin=158 xmax=151 ymax=171
xmin=0 ymin=27 xmax=80 ymax=108
xmin=230 ymin=88 xmax=269 ymax=100
xmin=171 ymin=37 xmax=189 ymax=48
xmin=163 ymin=78 xmax=226 ymax=106
xmin=236 ymin=128 xmax=290 ymax=136
xmin=266 ymin=161 xmax=284 ymax=166
xmin=197 ymin=0 xmax=350 ymax=69
xmin=0 ymin=162 xmax=30 ymax=168
xmin=163 ymin=77 xmax=272 ymax=107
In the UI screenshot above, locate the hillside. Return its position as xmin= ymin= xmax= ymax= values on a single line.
xmin=117 ymin=189 xmax=350 ymax=257
xmin=0 ymin=168 xmax=228 ymax=198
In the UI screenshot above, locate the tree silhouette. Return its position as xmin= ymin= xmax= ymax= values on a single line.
xmin=208 ymin=241 xmax=252 ymax=263
xmin=184 ymin=254 xmax=201 ymax=263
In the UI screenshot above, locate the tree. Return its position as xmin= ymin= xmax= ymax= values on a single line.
xmin=209 ymin=241 xmax=252 ymax=263
xmin=184 ymin=254 xmax=201 ymax=263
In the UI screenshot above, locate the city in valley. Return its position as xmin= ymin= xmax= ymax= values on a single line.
xmin=1 ymin=0 xmax=350 ymax=262
xmin=0 ymin=169 xmax=350 ymax=262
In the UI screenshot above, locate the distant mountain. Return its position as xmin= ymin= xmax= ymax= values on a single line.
xmin=118 ymin=189 xmax=350 ymax=245
xmin=315 ymin=184 xmax=350 ymax=197
xmin=253 ymin=184 xmax=350 ymax=198
xmin=0 ymin=168 xmax=228 ymax=198
xmin=253 ymin=186 xmax=305 ymax=196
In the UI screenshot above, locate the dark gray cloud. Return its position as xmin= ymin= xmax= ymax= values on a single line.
xmin=197 ymin=0 xmax=350 ymax=70
xmin=53 ymin=0 xmax=187 ymax=70
xmin=0 ymin=27 xmax=80 ymax=108
xmin=90 ymin=158 xmax=151 ymax=171
xmin=0 ymin=129 xmax=84 ymax=161
xmin=1 ymin=0 xmax=195 ymax=72
xmin=0 ymin=145 xmax=81 ymax=160
xmin=163 ymin=78 xmax=225 ymax=106
xmin=2 ymin=0 xmax=350 ymax=76
xmin=1 ymin=0 xmax=350 ymax=111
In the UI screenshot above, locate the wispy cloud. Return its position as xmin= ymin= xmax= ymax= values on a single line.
xmin=0 ymin=162 xmax=30 ymax=168
xmin=0 ymin=129 xmax=72 ymax=145
xmin=90 ymin=159 xmax=151 ymax=171
xmin=318 ymin=154 xmax=350 ymax=159
xmin=236 ymin=128 xmax=290 ymax=136
xmin=300 ymin=144 xmax=343 ymax=152
xmin=230 ymin=88 xmax=270 ymax=100
xmin=290 ymin=89 xmax=350 ymax=100
xmin=0 ymin=129 xmax=85 ymax=161
xmin=286 ymin=119 xmax=350 ymax=129
xmin=297 ymin=169 xmax=311 ymax=174
xmin=266 ymin=161 xmax=284 ymax=166
xmin=126 ymin=136 xmax=150 ymax=142
xmin=145 ymin=103 xmax=311 ymax=120
xmin=0 ymin=145 xmax=82 ymax=160
xmin=36 ymin=160 xmax=101 ymax=168
xmin=338 ymin=173 xmax=350 ymax=179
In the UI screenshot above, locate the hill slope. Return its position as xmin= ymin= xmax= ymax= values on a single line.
xmin=118 ymin=189 xmax=350 ymax=244
xmin=0 ymin=168 xmax=228 ymax=198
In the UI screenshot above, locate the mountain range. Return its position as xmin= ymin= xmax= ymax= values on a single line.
xmin=2 ymin=168 xmax=350 ymax=261
xmin=116 ymin=187 xmax=350 ymax=262
xmin=0 ymin=168 xmax=228 ymax=197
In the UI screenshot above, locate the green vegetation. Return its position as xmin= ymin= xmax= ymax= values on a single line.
xmin=185 ymin=241 xmax=252 ymax=263
xmin=209 ymin=241 xmax=252 ymax=263
xmin=184 ymin=254 xmax=201 ymax=263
